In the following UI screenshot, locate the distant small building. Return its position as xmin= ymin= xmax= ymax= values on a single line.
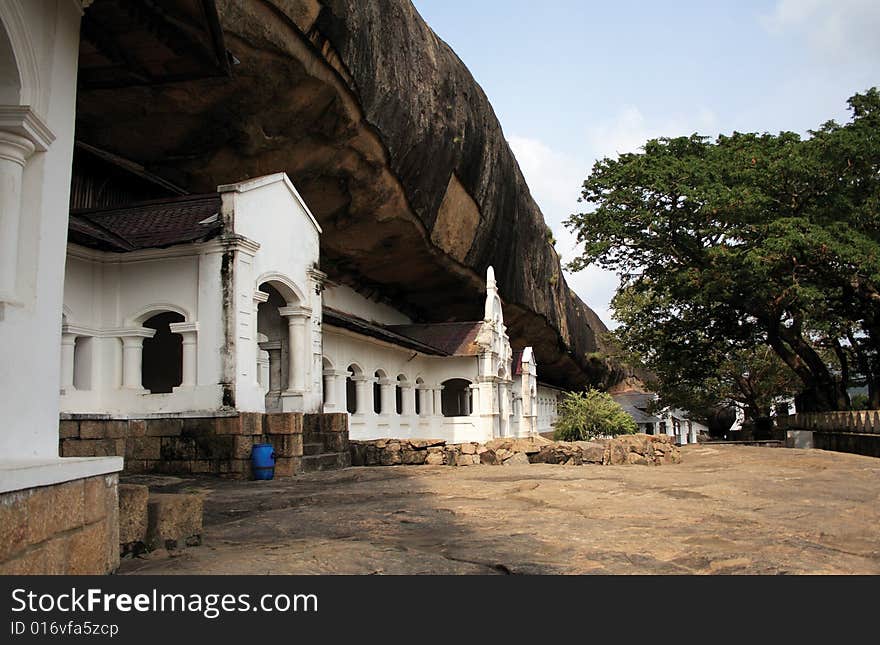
xmin=611 ymin=390 xmax=704 ymax=445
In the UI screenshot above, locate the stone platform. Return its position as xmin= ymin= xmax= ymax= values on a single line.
xmin=119 ymin=445 xmax=880 ymax=575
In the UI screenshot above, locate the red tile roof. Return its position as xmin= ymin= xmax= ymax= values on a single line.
xmin=69 ymin=193 xmax=222 ymax=252
xmin=386 ymin=322 xmax=483 ymax=356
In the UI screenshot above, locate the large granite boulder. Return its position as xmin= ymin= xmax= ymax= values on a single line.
xmin=75 ymin=0 xmax=623 ymax=390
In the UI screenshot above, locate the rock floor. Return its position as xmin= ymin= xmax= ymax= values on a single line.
xmin=119 ymin=445 xmax=880 ymax=575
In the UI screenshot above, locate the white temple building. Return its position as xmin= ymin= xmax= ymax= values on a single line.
xmin=61 ymin=170 xmax=560 ymax=444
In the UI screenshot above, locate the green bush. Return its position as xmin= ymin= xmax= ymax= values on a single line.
xmin=553 ymin=389 xmax=638 ymax=441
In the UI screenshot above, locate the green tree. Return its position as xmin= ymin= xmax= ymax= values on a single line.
xmin=553 ymin=388 xmax=637 ymax=441
xmin=565 ymin=89 xmax=880 ymax=411
xmin=612 ymin=286 xmax=802 ymax=420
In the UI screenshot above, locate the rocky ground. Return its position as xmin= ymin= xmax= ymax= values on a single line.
xmin=119 ymin=445 xmax=880 ymax=575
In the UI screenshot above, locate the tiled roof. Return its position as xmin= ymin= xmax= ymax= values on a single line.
xmin=322 ymin=309 xmax=449 ymax=356
xmin=69 ymin=194 xmax=222 ymax=252
xmin=386 ymin=322 xmax=483 ymax=357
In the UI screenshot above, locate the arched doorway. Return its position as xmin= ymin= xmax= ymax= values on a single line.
xmin=256 ymin=280 xmax=304 ymax=412
xmin=346 ymin=364 xmax=362 ymax=414
xmin=141 ymin=311 xmax=184 ymax=393
xmin=415 ymin=377 xmax=424 ymax=415
xmin=441 ymin=378 xmax=472 ymax=417
xmin=373 ymin=369 xmax=386 ymax=414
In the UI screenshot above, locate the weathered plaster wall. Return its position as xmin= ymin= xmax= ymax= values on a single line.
xmin=62 ymin=244 xmax=226 ymax=414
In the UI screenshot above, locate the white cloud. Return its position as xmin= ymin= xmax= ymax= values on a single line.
xmin=586 ymin=105 xmax=718 ymax=160
xmin=509 ymin=105 xmax=719 ymax=329
xmin=509 ymin=135 xmax=620 ymax=328
xmin=761 ymin=0 xmax=880 ymax=62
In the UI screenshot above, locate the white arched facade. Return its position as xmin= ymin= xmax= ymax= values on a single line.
xmin=320 ymin=268 xmax=560 ymax=444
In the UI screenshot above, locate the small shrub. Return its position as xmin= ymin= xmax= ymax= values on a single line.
xmin=553 ymin=388 xmax=637 ymax=441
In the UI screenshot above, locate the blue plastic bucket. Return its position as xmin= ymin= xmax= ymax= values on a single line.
xmin=251 ymin=443 xmax=276 ymax=480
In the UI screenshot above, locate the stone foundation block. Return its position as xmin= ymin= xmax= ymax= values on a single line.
xmin=118 ymin=484 xmax=149 ymax=548
xmin=268 ymin=433 xmax=303 ymax=458
xmin=274 ymin=457 xmax=303 ymax=477
xmin=68 ymin=520 xmax=109 ymax=575
xmin=81 ymin=419 xmax=128 ymax=439
xmin=61 ymin=438 xmax=123 ymax=458
xmin=146 ymin=493 xmax=203 ymax=551
xmin=27 ymin=480 xmax=84 ymax=545
xmin=126 ymin=436 xmax=161 ymax=460
xmin=265 ymin=413 xmax=303 ymax=436
xmin=144 ymin=418 xmax=183 ymax=437
xmin=59 ymin=420 xmax=80 ymax=439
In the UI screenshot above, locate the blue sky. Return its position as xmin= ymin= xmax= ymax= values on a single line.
xmin=412 ymin=0 xmax=880 ymax=327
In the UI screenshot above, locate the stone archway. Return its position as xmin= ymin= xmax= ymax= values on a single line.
xmin=256 ymin=275 xmax=310 ymax=413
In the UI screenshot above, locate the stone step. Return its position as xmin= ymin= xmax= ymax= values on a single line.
xmin=303 ymin=442 xmax=326 ymax=456
xmin=302 ymin=452 xmax=349 ymax=472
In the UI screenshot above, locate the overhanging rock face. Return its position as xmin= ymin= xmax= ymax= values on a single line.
xmin=75 ymin=0 xmax=619 ymax=389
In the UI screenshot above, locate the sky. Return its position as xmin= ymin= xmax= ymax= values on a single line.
xmin=412 ymin=0 xmax=880 ymax=328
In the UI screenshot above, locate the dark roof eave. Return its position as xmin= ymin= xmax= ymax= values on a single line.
xmin=322 ymin=308 xmax=449 ymax=356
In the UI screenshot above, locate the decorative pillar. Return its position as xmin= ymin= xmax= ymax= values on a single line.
xmin=259 ymin=340 xmax=282 ymax=393
xmin=353 ymin=376 xmax=371 ymax=416
xmin=432 ymin=386 xmax=443 ymax=417
xmin=419 ymin=386 xmax=433 ymax=417
xmin=469 ymin=383 xmax=481 ymax=417
xmin=322 ymin=369 xmax=348 ymax=412
xmin=252 ymin=291 xmax=269 ymax=386
xmin=499 ymin=381 xmax=510 ymax=437
xmin=169 ymin=322 xmax=198 ymax=389
xmin=323 ymin=369 xmax=338 ymax=410
xmin=257 ymin=351 xmax=270 ymax=392
xmin=379 ymin=378 xmax=395 ymax=416
xmin=120 ymin=329 xmax=154 ymax=390
xmin=0 ymin=130 xmax=35 ymax=303
xmin=401 ymin=382 xmax=416 ymax=416
xmin=60 ymin=333 xmax=77 ymax=393
xmin=279 ymin=306 xmax=311 ymax=394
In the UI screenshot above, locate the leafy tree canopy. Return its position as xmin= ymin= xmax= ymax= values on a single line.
xmin=566 ymin=89 xmax=880 ymax=411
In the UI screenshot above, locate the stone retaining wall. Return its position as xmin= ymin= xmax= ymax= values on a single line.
xmin=0 ymin=474 xmax=119 ymax=574
xmin=776 ymin=411 xmax=880 ymax=458
xmin=60 ymin=412 xmax=349 ymax=478
xmin=351 ymin=434 xmax=680 ymax=467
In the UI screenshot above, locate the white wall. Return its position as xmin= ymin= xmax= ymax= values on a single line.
xmin=323 ymin=284 xmax=412 ymax=325
xmin=536 ymin=384 xmax=561 ymax=434
xmin=0 ymin=1 xmax=82 ymax=460
xmin=0 ymin=1 xmax=122 ymax=491
xmin=61 ymin=244 xmax=226 ymax=414
xmin=222 ymin=173 xmax=323 ymax=414
xmin=322 ymin=326 xmax=489 ymax=442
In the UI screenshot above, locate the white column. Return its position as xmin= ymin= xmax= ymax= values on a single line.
xmin=279 ymin=306 xmax=310 ymax=393
xmin=257 ymin=351 xmax=270 ymax=392
xmin=169 ymin=322 xmax=198 ymax=389
xmin=379 ymin=378 xmax=395 ymax=416
xmin=336 ymin=371 xmax=347 ymax=411
xmin=323 ymin=369 xmax=338 ymax=410
xmin=60 ymin=333 xmax=77 ymax=393
xmin=419 ymin=386 xmax=432 ymax=416
xmin=323 ymin=369 xmax=348 ymax=412
xmin=401 ymin=382 xmax=416 ymax=416
xmin=0 ymin=131 xmax=36 ymax=303
xmin=470 ymin=383 xmax=481 ymax=417
xmin=354 ymin=376 xmax=371 ymax=415
xmin=252 ymin=291 xmax=269 ymax=386
xmin=120 ymin=330 xmax=154 ymax=390
xmin=432 ymin=386 xmax=443 ymax=417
